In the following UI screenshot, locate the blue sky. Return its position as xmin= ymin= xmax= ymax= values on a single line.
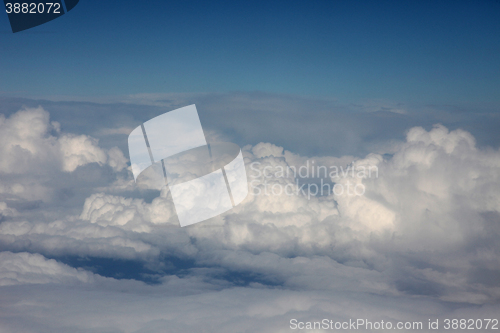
xmin=1 ymin=2 xmax=500 ymax=332
xmin=1 ymin=0 xmax=500 ymax=105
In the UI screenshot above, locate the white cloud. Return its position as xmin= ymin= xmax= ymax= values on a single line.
xmin=1 ymin=104 xmax=500 ymax=332
xmin=0 ymin=218 xmax=158 ymax=260
xmin=34 ymin=123 xmax=496 ymax=304
xmin=59 ymin=134 xmax=108 ymax=172
xmin=0 ymin=106 xmax=60 ymax=174
xmin=0 ymin=251 xmax=94 ymax=286
xmin=80 ymin=192 xmax=178 ymax=231
xmin=0 ymin=202 xmax=18 ymax=218
xmin=0 ymin=276 xmax=498 ymax=333
xmin=0 ymin=107 xmax=128 ymax=202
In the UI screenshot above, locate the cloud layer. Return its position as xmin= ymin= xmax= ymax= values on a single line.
xmin=0 ymin=103 xmax=499 ymax=332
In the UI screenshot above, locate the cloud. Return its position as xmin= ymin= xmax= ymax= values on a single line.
xmin=0 ymin=202 xmax=18 ymax=218
xmin=5 ymin=93 xmax=500 ymax=158
xmin=80 ymin=192 xmax=178 ymax=230
xmin=0 ymin=106 xmax=127 ymax=204
xmin=0 ymin=251 xmax=94 ymax=286
xmin=0 ymin=273 xmax=498 ymax=333
xmin=1 ymin=102 xmax=500 ymax=332
xmin=0 ymin=218 xmax=159 ymax=260
xmin=0 ymin=106 xmax=126 ymax=175
xmin=59 ymin=134 xmax=108 ymax=172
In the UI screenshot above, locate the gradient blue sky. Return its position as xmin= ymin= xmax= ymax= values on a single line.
xmin=1 ymin=0 xmax=499 ymax=106
xmin=2 ymin=2 xmax=500 ymax=331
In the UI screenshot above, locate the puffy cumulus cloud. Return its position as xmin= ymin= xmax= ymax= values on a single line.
xmin=372 ymin=125 xmax=500 ymax=253
xmin=107 ymin=146 xmax=128 ymax=172
xmin=0 ymin=107 xmax=127 ymax=203
xmin=0 ymin=251 xmax=94 ymax=286
xmin=69 ymin=124 xmax=500 ymax=304
xmin=362 ymin=124 xmax=500 ymax=248
xmin=59 ymin=134 xmax=107 ymax=172
xmin=0 ymin=218 xmax=159 ymax=260
xmin=332 ymin=153 xmax=396 ymax=233
xmin=0 ymin=106 xmax=128 ymax=174
xmin=332 ymin=124 xmax=500 ymax=303
xmin=80 ymin=192 xmax=178 ymax=231
xmin=1 ymin=105 xmax=500 ymax=332
xmin=0 ymin=106 xmax=60 ymax=174
xmin=59 ymin=137 xmax=127 ymax=173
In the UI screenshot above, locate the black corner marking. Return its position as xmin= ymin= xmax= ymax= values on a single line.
xmin=64 ymin=0 xmax=78 ymax=12
xmin=4 ymin=0 xmax=79 ymax=33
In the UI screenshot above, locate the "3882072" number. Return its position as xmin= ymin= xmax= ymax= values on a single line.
xmin=5 ymin=3 xmax=61 ymax=14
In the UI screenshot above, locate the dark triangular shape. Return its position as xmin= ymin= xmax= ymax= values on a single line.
xmin=4 ymin=0 xmax=79 ymax=33
xmin=64 ymin=0 xmax=79 ymax=12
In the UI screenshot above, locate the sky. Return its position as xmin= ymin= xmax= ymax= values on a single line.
xmin=1 ymin=0 xmax=500 ymax=105
xmin=1 ymin=1 xmax=500 ymax=333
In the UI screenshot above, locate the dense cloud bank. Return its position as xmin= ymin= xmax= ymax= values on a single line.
xmin=0 ymin=105 xmax=499 ymax=332
xmin=3 ymin=93 xmax=500 ymax=157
